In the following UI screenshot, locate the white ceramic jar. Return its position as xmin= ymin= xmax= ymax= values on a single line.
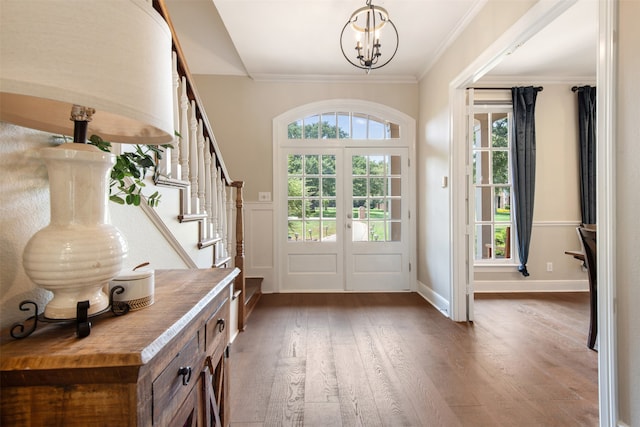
xmin=109 ymin=269 xmax=154 ymax=311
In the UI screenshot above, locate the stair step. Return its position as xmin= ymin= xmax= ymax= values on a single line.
xmin=178 ymin=213 xmax=208 ymax=223
xmin=245 ymin=277 xmax=262 ymax=305
xmin=213 ymin=256 xmax=232 ymax=268
xmin=198 ymin=236 xmax=223 ymax=249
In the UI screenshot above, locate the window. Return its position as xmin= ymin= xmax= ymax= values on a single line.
xmin=473 ymin=109 xmax=514 ymax=262
xmin=288 ymin=111 xmax=399 ymax=140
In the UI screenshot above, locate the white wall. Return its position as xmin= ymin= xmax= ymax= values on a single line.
xmin=0 ymin=123 xmax=55 ymax=328
xmin=417 ymin=1 xmax=538 ymax=308
xmin=192 ymin=77 xmax=419 ymax=201
xmin=616 ymin=0 xmax=640 ymax=423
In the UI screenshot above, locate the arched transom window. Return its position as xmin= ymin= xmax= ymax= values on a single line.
xmin=287 ymin=112 xmax=400 ymax=140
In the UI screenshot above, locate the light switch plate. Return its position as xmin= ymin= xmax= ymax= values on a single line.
xmin=258 ymin=192 xmax=271 ymax=202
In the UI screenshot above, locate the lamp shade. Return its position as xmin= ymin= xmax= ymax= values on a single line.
xmin=0 ymin=0 xmax=174 ymax=145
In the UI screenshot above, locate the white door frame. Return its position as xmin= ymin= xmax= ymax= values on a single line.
xmin=273 ymin=99 xmax=417 ymax=293
xmin=448 ymin=1 xmax=617 ymax=424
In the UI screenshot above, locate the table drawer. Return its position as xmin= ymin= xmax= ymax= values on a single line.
xmin=153 ymin=334 xmax=201 ymax=426
xmin=205 ymin=297 xmax=229 ymax=359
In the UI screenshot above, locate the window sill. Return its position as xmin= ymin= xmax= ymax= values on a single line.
xmin=473 ymin=263 xmax=519 ymax=273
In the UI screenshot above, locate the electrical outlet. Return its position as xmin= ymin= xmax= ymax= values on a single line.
xmin=546 ymin=262 xmax=553 ymax=272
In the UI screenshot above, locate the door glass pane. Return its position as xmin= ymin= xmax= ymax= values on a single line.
xmin=305 ymin=221 xmax=320 ymax=241
xmin=390 ymin=155 xmax=401 ymax=175
xmin=288 ymin=154 xmax=302 ymax=174
xmin=304 ymin=155 xmax=319 ymax=174
xmin=305 ymin=178 xmax=319 ymax=197
xmin=288 ymin=177 xmax=302 ymax=197
xmin=288 ymin=220 xmax=302 ymax=241
xmin=322 ymin=177 xmax=336 ymax=197
xmin=322 ymin=155 xmax=335 ymax=174
xmin=352 ymin=155 xmax=366 ymax=175
xmin=389 ymin=221 xmax=401 ymax=241
xmin=389 ymin=199 xmax=401 ymax=220
xmin=287 ymin=153 xmax=337 ymax=243
xmin=369 ymin=155 xmax=385 ymax=175
xmin=369 ymin=178 xmax=385 ymax=197
xmin=352 ymin=178 xmax=367 ymax=197
xmin=389 ymin=177 xmax=401 ymax=197
xmin=350 ymin=154 xmax=402 ymax=243
xmin=321 ymin=220 xmax=336 ymax=241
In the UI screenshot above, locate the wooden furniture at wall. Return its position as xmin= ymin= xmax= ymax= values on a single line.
xmin=1 ymin=268 xmax=239 ymax=426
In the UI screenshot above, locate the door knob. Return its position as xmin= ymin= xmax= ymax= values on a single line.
xmin=346 ymin=224 xmax=352 ymax=229
xmin=347 ymin=213 xmax=352 ymax=219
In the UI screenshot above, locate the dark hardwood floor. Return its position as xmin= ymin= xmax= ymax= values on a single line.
xmin=229 ymin=292 xmax=598 ymax=426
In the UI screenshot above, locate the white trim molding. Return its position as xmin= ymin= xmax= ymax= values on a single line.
xmin=416 ymin=280 xmax=450 ymax=317
xmin=474 ymin=279 xmax=588 ymax=293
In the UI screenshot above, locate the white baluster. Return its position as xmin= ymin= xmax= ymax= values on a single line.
xmin=217 ymin=169 xmax=225 ymax=240
xmin=204 ymin=140 xmax=212 ymax=239
xmin=197 ymin=120 xmax=206 ymax=216
xmin=189 ymin=100 xmax=199 ymax=214
xmin=221 ymin=181 xmax=228 ymax=258
xmin=210 ymin=158 xmax=219 ymax=239
xmin=179 ymin=77 xmax=191 ymax=214
xmin=217 ymin=169 xmax=226 ymax=258
xmin=171 ymin=51 xmax=181 ymax=179
xmin=179 ymin=77 xmax=190 ymax=184
xmin=226 ymin=186 xmax=235 ymax=259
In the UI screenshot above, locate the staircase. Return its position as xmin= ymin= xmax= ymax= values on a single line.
xmin=111 ymin=0 xmax=260 ymax=333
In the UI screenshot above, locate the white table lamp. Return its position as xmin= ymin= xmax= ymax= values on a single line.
xmin=1 ymin=0 xmax=174 ymax=320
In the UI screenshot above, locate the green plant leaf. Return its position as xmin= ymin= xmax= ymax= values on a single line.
xmin=110 ymin=195 xmax=125 ymax=205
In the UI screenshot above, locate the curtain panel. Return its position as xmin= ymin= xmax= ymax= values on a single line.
xmin=576 ymin=86 xmax=597 ymax=225
xmin=511 ymin=86 xmax=540 ymax=277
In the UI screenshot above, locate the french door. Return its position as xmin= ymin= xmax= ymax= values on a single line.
xmin=280 ymin=146 xmax=410 ymax=291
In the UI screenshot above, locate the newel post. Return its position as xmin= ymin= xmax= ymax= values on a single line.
xmin=231 ymin=181 xmax=246 ymax=331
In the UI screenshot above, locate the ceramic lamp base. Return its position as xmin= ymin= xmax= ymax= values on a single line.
xmin=22 ymin=143 xmax=128 ymax=319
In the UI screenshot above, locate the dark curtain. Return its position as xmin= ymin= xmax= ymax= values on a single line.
xmin=577 ymin=86 xmax=597 ymax=225
xmin=511 ymin=86 xmax=539 ymax=277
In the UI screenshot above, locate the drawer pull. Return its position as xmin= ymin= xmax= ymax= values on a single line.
xmin=177 ymin=366 xmax=192 ymax=386
xmin=217 ymin=318 xmax=225 ymax=333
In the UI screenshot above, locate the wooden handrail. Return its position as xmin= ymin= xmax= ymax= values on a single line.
xmin=153 ymin=0 xmax=233 ymax=186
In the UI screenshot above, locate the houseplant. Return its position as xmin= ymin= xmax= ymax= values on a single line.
xmin=88 ymin=134 xmax=172 ymax=207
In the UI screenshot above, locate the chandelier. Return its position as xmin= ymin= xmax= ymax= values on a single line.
xmin=340 ymin=0 xmax=399 ymax=73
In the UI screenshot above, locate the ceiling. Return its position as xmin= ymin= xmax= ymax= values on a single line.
xmin=165 ymin=0 xmax=597 ymax=82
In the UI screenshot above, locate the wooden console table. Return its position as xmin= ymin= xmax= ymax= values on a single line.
xmin=1 ymin=268 xmax=239 ymax=426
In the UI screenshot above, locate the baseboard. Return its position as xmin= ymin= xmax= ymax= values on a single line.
xmin=474 ymin=279 xmax=589 ymax=293
xmin=416 ymin=280 xmax=450 ymax=317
